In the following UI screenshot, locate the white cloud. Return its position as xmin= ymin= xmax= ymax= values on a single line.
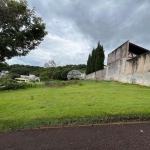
xmin=7 ymin=0 xmax=150 ymax=66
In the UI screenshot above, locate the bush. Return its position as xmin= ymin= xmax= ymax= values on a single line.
xmin=0 ymin=79 xmax=35 ymax=91
xmin=45 ymin=81 xmax=54 ymax=87
xmin=78 ymin=82 xmax=83 ymax=86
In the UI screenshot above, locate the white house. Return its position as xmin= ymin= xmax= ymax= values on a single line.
xmin=16 ymin=74 xmax=40 ymax=82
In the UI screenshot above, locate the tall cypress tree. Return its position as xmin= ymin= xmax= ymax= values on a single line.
xmin=95 ymin=42 xmax=101 ymax=71
xmin=89 ymin=54 xmax=92 ymax=74
xmin=91 ymin=48 xmax=96 ymax=73
xmin=86 ymin=41 xmax=105 ymax=74
xmin=100 ymin=45 xmax=105 ymax=69
xmin=86 ymin=54 xmax=90 ymax=74
xmin=95 ymin=41 xmax=105 ymax=71
xmin=91 ymin=49 xmax=94 ymax=73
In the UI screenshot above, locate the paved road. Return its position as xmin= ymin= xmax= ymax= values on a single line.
xmin=0 ymin=123 xmax=150 ymax=150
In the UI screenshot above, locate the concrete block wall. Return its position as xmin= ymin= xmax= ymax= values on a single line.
xmin=124 ymin=52 xmax=150 ymax=86
xmin=106 ymin=58 xmax=126 ymax=82
xmin=85 ymin=69 xmax=106 ymax=80
xmin=107 ymin=41 xmax=127 ymax=64
xmin=85 ymin=40 xmax=150 ymax=87
xmin=105 ymin=41 xmax=128 ymax=81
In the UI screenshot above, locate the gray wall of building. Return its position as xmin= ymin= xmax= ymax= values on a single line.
xmin=85 ymin=69 xmax=106 ymax=80
xmin=124 ymin=52 xmax=150 ymax=86
xmin=106 ymin=41 xmax=150 ymax=86
xmin=85 ymin=41 xmax=150 ymax=87
xmin=105 ymin=41 xmax=128 ymax=81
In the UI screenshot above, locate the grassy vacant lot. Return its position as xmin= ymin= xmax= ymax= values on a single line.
xmin=0 ymin=80 xmax=150 ymax=131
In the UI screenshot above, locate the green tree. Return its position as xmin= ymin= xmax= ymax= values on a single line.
xmin=86 ymin=54 xmax=90 ymax=74
xmin=91 ymin=48 xmax=96 ymax=73
xmin=52 ymin=70 xmax=62 ymax=80
xmin=86 ymin=41 xmax=105 ymax=74
xmin=0 ymin=0 xmax=47 ymax=62
xmin=95 ymin=42 xmax=105 ymax=71
xmin=0 ymin=62 xmax=8 ymax=71
xmin=86 ymin=54 xmax=92 ymax=74
xmin=10 ymin=67 xmax=30 ymax=75
xmin=61 ymin=68 xmax=72 ymax=80
xmin=8 ymin=73 xmax=20 ymax=79
xmin=44 ymin=60 xmax=60 ymax=79
xmin=89 ymin=54 xmax=92 ymax=74
xmin=39 ymin=71 xmax=50 ymax=81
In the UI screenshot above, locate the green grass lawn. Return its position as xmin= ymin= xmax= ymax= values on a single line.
xmin=0 ymin=80 xmax=150 ymax=131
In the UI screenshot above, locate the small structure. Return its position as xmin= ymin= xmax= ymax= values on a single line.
xmin=67 ymin=70 xmax=82 ymax=80
xmin=81 ymin=73 xmax=86 ymax=80
xmin=15 ymin=74 xmax=40 ymax=82
xmin=15 ymin=78 xmax=30 ymax=82
xmin=85 ymin=40 xmax=150 ymax=86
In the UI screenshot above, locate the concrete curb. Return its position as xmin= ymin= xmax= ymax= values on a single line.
xmin=17 ymin=120 xmax=150 ymax=131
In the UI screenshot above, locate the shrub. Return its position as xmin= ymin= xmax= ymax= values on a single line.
xmin=45 ymin=81 xmax=54 ymax=87
xmin=78 ymin=82 xmax=83 ymax=86
xmin=0 ymin=79 xmax=34 ymax=91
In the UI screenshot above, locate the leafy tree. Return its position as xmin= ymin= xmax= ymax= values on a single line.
xmin=0 ymin=62 xmax=8 ymax=71
xmin=52 ymin=71 xmax=62 ymax=80
xmin=39 ymin=71 xmax=50 ymax=81
xmin=44 ymin=60 xmax=60 ymax=77
xmin=2 ymin=63 xmax=86 ymax=80
xmin=10 ymin=67 xmax=30 ymax=75
xmin=0 ymin=74 xmax=34 ymax=91
xmin=0 ymin=0 xmax=47 ymax=62
xmin=8 ymin=73 xmax=20 ymax=79
xmin=44 ymin=60 xmax=59 ymax=71
xmin=61 ymin=68 xmax=72 ymax=80
xmin=44 ymin=60 xmax=60 ymax=68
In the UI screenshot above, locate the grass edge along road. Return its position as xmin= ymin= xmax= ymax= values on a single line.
xmin=0 ymin=80 xmax=150 ymax=131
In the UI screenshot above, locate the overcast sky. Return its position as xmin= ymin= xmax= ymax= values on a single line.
xmin=7 ymin=0 xmax=150 ymax=67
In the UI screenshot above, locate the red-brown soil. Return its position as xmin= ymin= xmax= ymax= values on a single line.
xmin=0 ymin=123 xmax=150 ymax=150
